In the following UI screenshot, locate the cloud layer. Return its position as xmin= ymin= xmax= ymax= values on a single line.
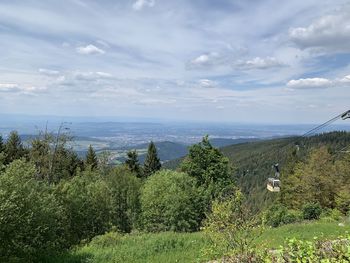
xmin=0 ymin=0 xmax=349 ymax=123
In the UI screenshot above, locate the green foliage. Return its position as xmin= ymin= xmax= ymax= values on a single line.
xmin=0 ymin=160 xmax=67 ymax=261
xmin=140 ymin=170 xmax=202 ymax=232
xmin=218 ymin=131 xmax=350 ymax=213
xmin=260 ymin=237 xmax=350 ymax=262
xmin=254 ymin=221 xmax=350 ymax=249
xmin=282 ymin=147 xmax=339 ymax=211
xmin=29 ymin=131 xmax=83 ymax=183
xmin=203 ymin=191 xmax=259 ymax=257
xmin=55 ymin=171 xmax=114 ymax=244
xmin=302 ymin=202 xmax=322 ymax=220
xmin=4 ymin=131 xmax=27 ymax=164
xmin=0 ymin=135 xmax=5 ymax=169
xmin=86 ymin=145 xmax=98 ymax=170
xmin=181 ymin=135 xmax=234 ymax=202
xmin=104 ymin=166 xmax=141 ymax=232
xmin=143 ymin=141 xmax=161 ymax=178
xmin=264 ymin=204 xmax=301 ymax=227
xmin=47 ymin=232 xmax=211 ymax=263
xmin=125 ymin=150 xmax=142 ymax=178
xmin=0 ymin=134 xmax=4 ymax=153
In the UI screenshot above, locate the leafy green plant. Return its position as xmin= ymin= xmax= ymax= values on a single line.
xmin=264 ymin=204 xmax=301 ymax=227
xmin=140 ymin=170 xmax=202 ymax=232
xmin=0 ymin=160 xmax=67 ymax=262
xmin=203 ymin=190 xmax=260 ymax=258
xmin=303 ymin=202 xmax=322 ymax=220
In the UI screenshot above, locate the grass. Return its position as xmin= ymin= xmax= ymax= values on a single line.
xmin=44 ymin=232 xmax=211 ymax=263
xmin=254 ymin=219 xmax=350 ymax=249
xmin=44 ymin=219 xmax=350 ymax=263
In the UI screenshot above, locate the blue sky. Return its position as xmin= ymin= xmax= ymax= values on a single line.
xmin=0 ymin=0 xmax=350 ymax=123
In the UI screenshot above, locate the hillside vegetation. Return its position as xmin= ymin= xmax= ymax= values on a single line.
xmin=0 ymin=130 xmax=350 ymax=262
xmin=45 ymin=220 xmax=350 ymax=263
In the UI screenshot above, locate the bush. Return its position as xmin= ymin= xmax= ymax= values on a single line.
xmin=89 ymin=231 xmax=123 ymax=248
xmin=302 ymin=202 xmax=322 ymax=220
xmin=105 ymin=166 xmax=141 ymax=232
xmin=203 ymin=191 xmax=258 ymax=257
xmin=140 ymin=170 xmax=202 ymax=232
xmin=56 ymin=170 xmax=114 ymax=245
xmin=0 ymin=160 xmax=67 ymax=261
xmin=265 ymin=204 xmax=301 ymax=227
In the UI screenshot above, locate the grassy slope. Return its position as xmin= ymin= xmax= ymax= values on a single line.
xmin=46 ymin=232 xmax=211 ymax=263
xmin=255 ymin=220 xmax=350 ymax=249
xmin=46 ymin=220 xmax=350 ymax=263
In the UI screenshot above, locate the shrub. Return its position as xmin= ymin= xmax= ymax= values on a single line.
xmin=56 ymin=170 xmax=114 ymax=245
xmin=0 ymin=160 xmax=67 ymax=261
xmin=203 ymin=191 xmax=259 ymax=257
xmin=140 ymin=170 xmax=202 ymax=232
xmin=330 ymin=209 xmax=343 ymax=221
xmin=265 ymin=204 xmax=301 ymax=227
xmin=105 ymin=166 xmax=142 ymax=232
xmin=89 ymin=231 xmax=123 ymax=248
xmin=302 ymin=202 xmax=322 ymax=220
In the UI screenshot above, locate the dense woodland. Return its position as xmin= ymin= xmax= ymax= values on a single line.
xmin=0 ymin=130 xmax=349 ymax=262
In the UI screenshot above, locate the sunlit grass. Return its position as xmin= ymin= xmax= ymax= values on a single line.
xmin=45 ymin=219 xmax=350 ymax=263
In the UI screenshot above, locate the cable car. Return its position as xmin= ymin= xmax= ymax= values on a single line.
xmin=267 ymin=163 xmax=281 ymax=192
xmin=341 ymin=110 xmax=350 ymax=120
xmin=267 ymin=178 xmax=281 ymax=192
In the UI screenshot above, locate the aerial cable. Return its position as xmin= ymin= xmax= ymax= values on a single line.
xmin=301 ymin=110 xmax=350 ymax=138
xmin=266 ymin=109 xmax=350 ymax=192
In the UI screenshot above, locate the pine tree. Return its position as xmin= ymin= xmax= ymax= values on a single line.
xmin=0 ymin=135 xmax=4 ymax=153
xmin=86 ymin=145 xmax=98 ymax=170
xmin=143 ymin=141 xmax=161 ymax=178
xmin=4 ymin=131 xmax=26 ymax=164
xmin=125 ymin=150 xmax=142 ymax=177
xmin=0 ymin=135 xmax=5 ymax=166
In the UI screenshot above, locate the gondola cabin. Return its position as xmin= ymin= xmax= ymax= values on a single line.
xmin=267 ymin=178 xmax=280 ymax=192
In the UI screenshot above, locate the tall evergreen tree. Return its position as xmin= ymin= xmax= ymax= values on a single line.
xmin=181 ymin=135 xmax=233 ymax=199
xmin=0 ymin=135 xmax=5 ymax=166
xmin=4 ymin=131 xmax=26 ymax=164
xmin=143 ymin=141 xmax=161 ymax=178
xmin=125 ymin=150 xmax=142 ymax=177
xmin=85 ymin=145 xmax=98 ymax=170
xmin=0 ymin=135 xmax=4 ymax=153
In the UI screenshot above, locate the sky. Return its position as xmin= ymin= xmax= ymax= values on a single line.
xmin=0 ymin=0 xmax=350 ymax=124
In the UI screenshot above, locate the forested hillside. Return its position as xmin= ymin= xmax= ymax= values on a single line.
xmin=164 ymin=131 xmax=350 ymax=212
xmin=1 ymin=130 xmax=350 ymax=262
xmin=222 ymin=131 xmax=350 ymax=212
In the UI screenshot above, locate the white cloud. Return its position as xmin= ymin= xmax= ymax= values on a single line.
xmin=0 ymin=83 xmax=45 ymax=93
xmin=132 ymin=0 xmax=155 ymax=11
xmin=0 ymin=83 xmax=20 ymax=92
xmin=286 ymin=78 xmax=332 ymax=89
xmin=287 ymin=73 xmax=350 ymax=90
xmin=198 ymin=79 xmax=217 ymax=88
xmin=187 ymin=52 xmax=222 ymax=69
xmin=339 ymin=75 xmax=350 ymax=83
xmin=235 ymin=57 xmax=283 ymax=70
xmin=73 ymin=71 xmax=112 ymax=80
xmin=289 ymin=8 xmax=350 ymax=52
xmin=39 ymin=68 xmax=60 ymax=76
xmin=76 ymin=44 xmax=105 ymax=55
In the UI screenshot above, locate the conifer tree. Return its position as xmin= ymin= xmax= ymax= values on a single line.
xmin=0 ymin=135 xmax=4 ymax=153
xmin=0 ymin=135 xmax=5 ymax=166
xmin=4 ymin=131 xmax=26 ymax=164
xmin=143 ymin=141 xmax=161 ymax=178
xmin=125 ymin=150 xmax=142 ymax=177
xmin=85 ymin=145 xmax=98 ymax=170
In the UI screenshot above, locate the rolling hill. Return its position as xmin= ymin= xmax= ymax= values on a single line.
xmin=164 ymin=131 xmax=350 ymax=212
